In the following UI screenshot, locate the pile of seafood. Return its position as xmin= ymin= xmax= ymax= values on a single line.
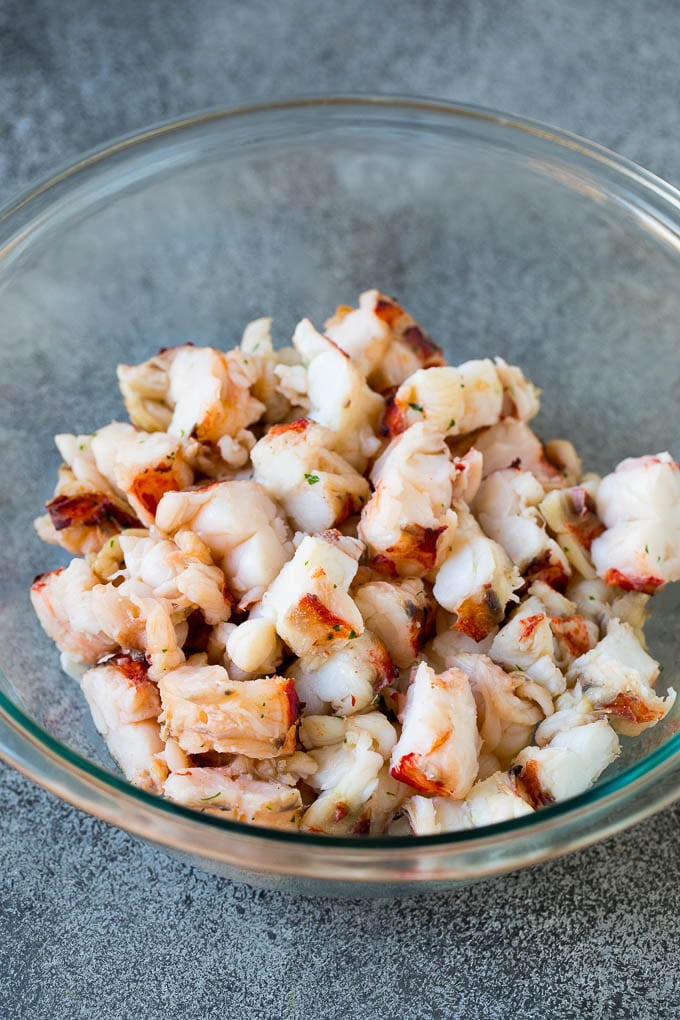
xmin=31 ymin=290 xmax=679 ymax=835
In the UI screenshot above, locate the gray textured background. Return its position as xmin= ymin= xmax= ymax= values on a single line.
xmin=2 ymin=2 xmax=680 ymax=1017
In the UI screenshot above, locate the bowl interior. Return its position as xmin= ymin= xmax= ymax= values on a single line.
xmin=1 ymin=103 xmax=679 ymax=810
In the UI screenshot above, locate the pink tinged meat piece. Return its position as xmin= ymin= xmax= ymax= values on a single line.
xmin=251 ymin=417 xmax=370 ymax=533
xmin=514 ymin=719 xmax=620 ymax=808
xmin=158 ymin=664 xmax=300 ymax=758
xmin=592 ymin=452 xmax=680 ymax=592
xmin=389 ymin=662 xmax=480 ymax=798
xmin=432 ymin=506 xmax=521 ymax=641
xmin=353 ymin=578 xmax=437 ymax=669
xmin=359 ymin=423 xmax=457 ymax=578
xmin=164 ymin=768 xmax=303 ymax=829
xmin=289 ymin=629 xmax=396 ymax=717
xmin=90 ymin=422 xmax=194 ymax=526
xmin=80 ymin=658 xmax=164 ymax=791
xmin=260 ymin=532 xmax=364 ymax=660
xmin=30 ymin=561 xmax=119 ymax=664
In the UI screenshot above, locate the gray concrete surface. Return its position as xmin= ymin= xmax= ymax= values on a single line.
xmin=2 ymin=1 xmax=680 ymax=1016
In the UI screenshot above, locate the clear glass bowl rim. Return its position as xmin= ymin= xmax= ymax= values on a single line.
xmin=2 ymin=94 xmax=680 ymax=881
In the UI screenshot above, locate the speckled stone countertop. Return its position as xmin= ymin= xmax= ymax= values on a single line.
xmin=1 ymin=2 xmax=680 ymax=1017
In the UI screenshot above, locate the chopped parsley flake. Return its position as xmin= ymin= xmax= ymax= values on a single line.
xmin=304 ymin=473 xmax=320 ymax=485
xmin=645 ymin=544 xmax=649 ymax=554
xmin=348 ymin=630 xmax=357 ymax=639
xmin=333 ymin=624 xmax=341 ymax=631
xmin=200 ymin=792 xmax=222 ymax=802
xmin=448 ymin=419 xmax=456 ymax=429
xmin=408 ymin=402 xmax=423 ymax=413
xmin=109 ymin=539 xmax=115 ymax=548
xmin=161 ymin=648 xmax=167 ymax=653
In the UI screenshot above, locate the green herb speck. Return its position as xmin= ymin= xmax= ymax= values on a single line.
xmin=200 ymin=792 xmax=222 ymax=802
xmin=408 ymin=402 xmax=423 ymax=413
xmin=348 ymin=630 xmax=357 ymax=639
xmin=304 ymin=473 xmax=320 ymax=485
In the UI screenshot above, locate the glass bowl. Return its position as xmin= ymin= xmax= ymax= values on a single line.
xmin=1 ymin=97 xmax=679 ymax=896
